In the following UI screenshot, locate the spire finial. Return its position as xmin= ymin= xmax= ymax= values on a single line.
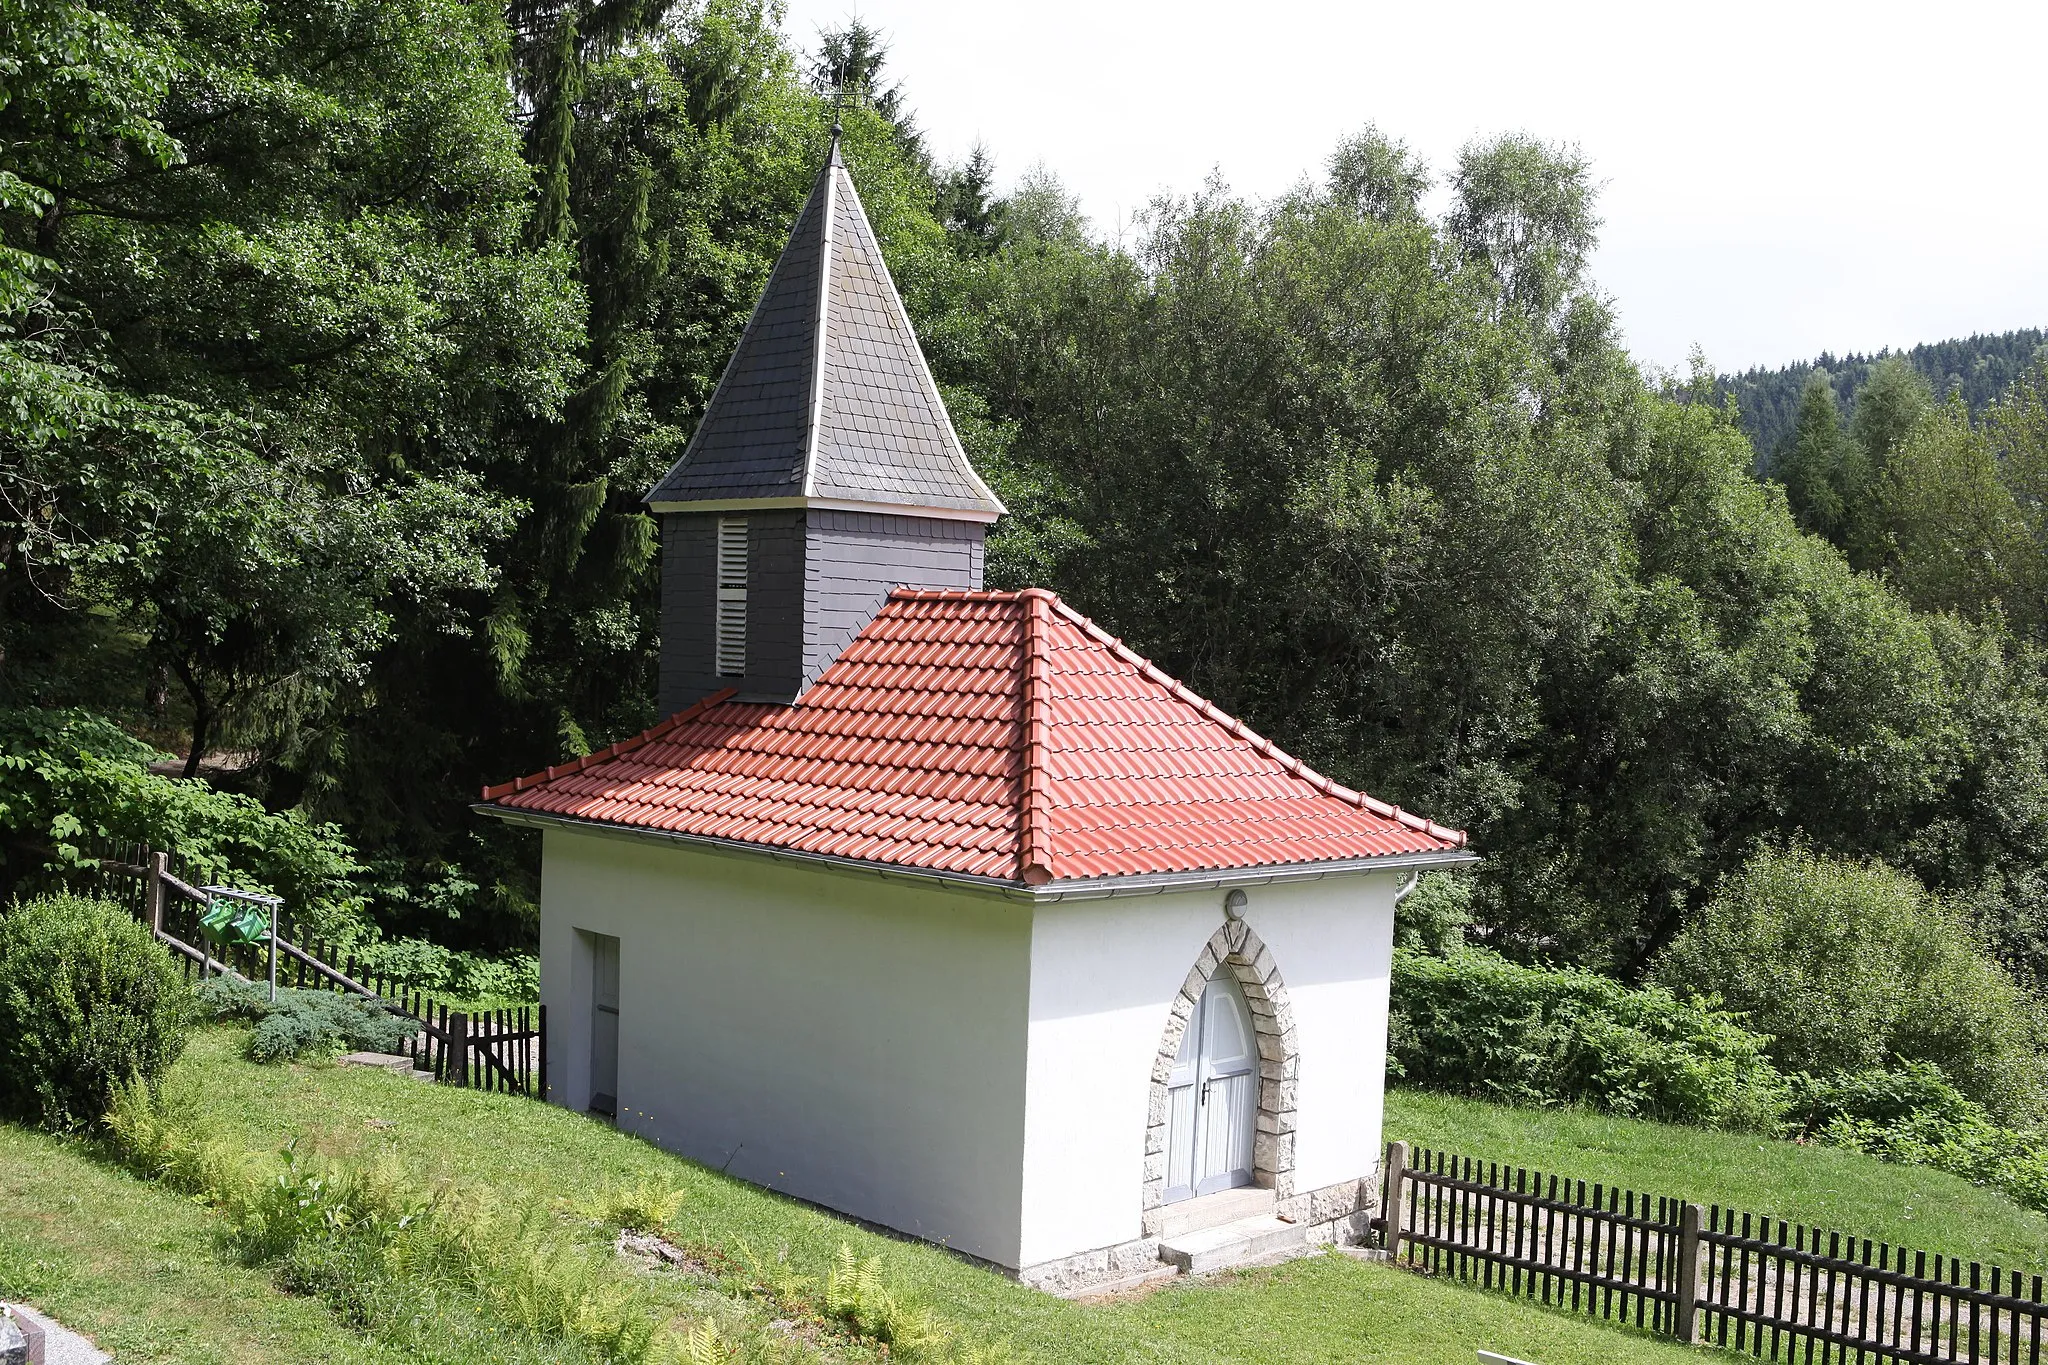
xmin=829 ymin=120 xmax=843 ymax=166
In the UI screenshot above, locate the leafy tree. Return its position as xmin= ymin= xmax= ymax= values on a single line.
xmin=962 ymin=155 xmax=1645 ymax=957
xmin=959 ymin=140 xmax=2022 ymax=976
xmin=1867 ymin=399 xmax=2028 ymax=621
xmin=1446 ymin=134 xmax=1598 ymax=328
xmin=0 ymin=0 xmax=582 ymax=779
xmin=997 ymin=166 xmax=1089 ymax=250
xmin=1326 ymin=125 xmax=1429 ymax=223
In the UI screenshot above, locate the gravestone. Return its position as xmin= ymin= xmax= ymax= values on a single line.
xmin=2 ymin=1303 xmax=105 ymax=1365
xmin=0 ymin=1303 xmax=40 ymax=1365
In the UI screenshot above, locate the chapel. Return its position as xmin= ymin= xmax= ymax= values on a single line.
xmin=480 ymin=130 xmax=1472 ymax=1292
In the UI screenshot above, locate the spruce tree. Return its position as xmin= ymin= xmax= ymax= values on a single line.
xmin=1776 ymin=370 xmax=1854 ymax=541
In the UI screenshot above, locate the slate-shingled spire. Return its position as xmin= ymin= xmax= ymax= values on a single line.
xmin=647 ymin=129 xmax=1003 ymax=518
xmin=649 ymin=136 xmax=1004 ymax=713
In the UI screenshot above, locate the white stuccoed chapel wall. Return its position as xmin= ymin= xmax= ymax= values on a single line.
xmin=1016 ymin=873 xmax=1399 ymax=1271
xmin=538 ymin=827 xmax=1033 ymax=1266
xmin=538 ymin=825 xmax=1400 ymax=1274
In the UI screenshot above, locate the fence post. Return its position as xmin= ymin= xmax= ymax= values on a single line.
xmin=1673 ymin=1201 xmax=1703 ymax=1344
xmin=448 ymin=1011 xmax=469 ymax=1088
xmin=1382 ymin=1140 xmax=1409 ymax=1259
xmin=148 ymin=851 xmax=168 ymax=937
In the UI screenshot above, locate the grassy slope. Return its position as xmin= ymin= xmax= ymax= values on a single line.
xmin=0 ymin=1125 xmax=399 ymax=1365
xmin=10 ymin=1038 xmax=2042 ymax=1363
xmin=160 ymin=1029 xmax=1698 ymax=1364
xmin=1387 ymin=1088 xmax=2048 ymax=1268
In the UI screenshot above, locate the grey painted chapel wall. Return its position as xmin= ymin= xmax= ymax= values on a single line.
xmin=658 ymin=509 xmax=985 ymax=713
xmin=801 ymin=511 xmax=985 ymax=692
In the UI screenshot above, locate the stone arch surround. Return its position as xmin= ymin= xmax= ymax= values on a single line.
xmin=1140 ymin=915 xmax=1298 ymax=1235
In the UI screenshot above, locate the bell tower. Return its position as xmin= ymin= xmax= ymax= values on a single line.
xmin=647 ymin=130 xmax=1004 ymax=712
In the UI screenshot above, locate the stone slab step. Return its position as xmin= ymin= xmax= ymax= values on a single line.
xmin=338 ymin=1052 xmax=425 ymax=1078
xmin=1156 ymin=1186 xmax=1276 ymax=1241
xmin=1157 ymin=1214 xmax=1306 ymax=1276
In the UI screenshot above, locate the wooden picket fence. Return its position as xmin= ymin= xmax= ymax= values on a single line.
xmin=86 ymin=839 xmax=544 ymax=1098
xmin=1382 ymin=1142 xmax=2047 ymax=1363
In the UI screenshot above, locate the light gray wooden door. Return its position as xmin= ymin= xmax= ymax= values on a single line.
xmin=1163 ymin=971 xmax=1259 ymax=1203
xmin=589 ymin=932 xmax=619 ymax=1117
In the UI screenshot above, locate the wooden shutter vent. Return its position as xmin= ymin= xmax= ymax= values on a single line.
xmin=715 ymin=518 xmax=748 ymax=677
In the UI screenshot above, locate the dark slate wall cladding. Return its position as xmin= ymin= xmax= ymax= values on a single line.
xmin=802 ymin=511 xmax=986 ymax=691
xmin=657 ymin=514 xmax=714 ymax=715
xmin=658 ymin=511 xmax=807 ymax=712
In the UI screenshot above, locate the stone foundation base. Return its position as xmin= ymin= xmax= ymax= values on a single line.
xmin=1016 ymin=1175 xmax=1381 ymax=1295
xmin=1280 ymin=1175 xmax=1379 ymax=1248
xmin=1016 ymin=1237 xmax=1162 ymax=1295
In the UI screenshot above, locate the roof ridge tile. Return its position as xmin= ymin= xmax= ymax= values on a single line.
xmin=1017 ymin=591 xmax=1055 ymax=886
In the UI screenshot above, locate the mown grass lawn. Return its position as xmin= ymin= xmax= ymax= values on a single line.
xmin=1387 ymin=1088 xmax=2048 ymax=1268
xmin=0 ymin=1028 xmax=1712 ymax=1364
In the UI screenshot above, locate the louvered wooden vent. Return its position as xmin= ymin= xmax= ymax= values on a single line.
xmin=715 ymin=518 xmax=748 ymax=677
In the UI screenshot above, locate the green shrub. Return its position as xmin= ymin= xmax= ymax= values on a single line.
xmin=196 ymin=976 xmax=418 ymax=1062
xmin=0 ymin=707 xmax=367 ymax=937
xmin=1389 ymin=947 xmax=1788 ymax=1130
xmin=1394 ymin=870 xmax=1475 ymax=955
xmin=1652 ymin=845 xmax=2048 ymax=1122
xmin=351 ymin=935 xmax=539 ymax=1005
xmin=0 ymin=893 xmax=192 ymax=1127
xmin=1788 ymin=1063 xmax=2048 ymax=1213
xmin=1788 ymin=1061 xmax=1982 ymax=1132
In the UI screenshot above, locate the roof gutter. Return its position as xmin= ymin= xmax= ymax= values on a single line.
xmin=475 ymin=804 xmax=1478 ymax=904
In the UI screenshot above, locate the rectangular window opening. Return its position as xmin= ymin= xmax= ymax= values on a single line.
xmin=715 ymin=517 xmax=748 ymax=677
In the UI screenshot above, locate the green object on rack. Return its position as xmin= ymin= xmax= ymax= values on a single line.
xmin=198 ymin=898 xmax=236 ymax=947
xmin=232 ymin=902 xmax=270 ymax=945
xmin=199 ymin=897 xmax=271 ymax=947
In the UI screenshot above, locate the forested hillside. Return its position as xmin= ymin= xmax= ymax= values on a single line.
xmin=1720 ymin=328 xmax=2047 ymax=460
xmin=7 ymin=0 xmax=2048 ymax=1007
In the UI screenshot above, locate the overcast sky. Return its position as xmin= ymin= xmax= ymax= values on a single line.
xmin=778 ymin=0 xmax=2048 ymax=375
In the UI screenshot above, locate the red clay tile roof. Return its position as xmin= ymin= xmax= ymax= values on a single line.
xmin=481 ymin=589 xmax=1466 ymax=885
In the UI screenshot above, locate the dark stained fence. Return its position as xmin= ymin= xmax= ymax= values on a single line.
xmin=1382 ymin=1141 xmax=2047 ymax=1362
xmin=1386 ymin=1143 xmax=1686 ymax=1336
xmin=1699 ymin=1208 xmax=2046 ymax=1365
xmin=84 ymin=839 xmax=545 ymax=1100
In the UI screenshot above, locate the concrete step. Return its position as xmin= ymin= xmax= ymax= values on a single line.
xmin=1156 ymin=1186 xmax=1276 ymax=1241
xmin=1157 ymin=1214 xmax=1306 ymax=1276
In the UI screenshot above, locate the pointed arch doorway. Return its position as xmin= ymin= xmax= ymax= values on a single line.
xmin=1144 ymin=918 xmax=1299 ymax=1230
xmin=1162 ymin=969 xmax=1259 ymax=1202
